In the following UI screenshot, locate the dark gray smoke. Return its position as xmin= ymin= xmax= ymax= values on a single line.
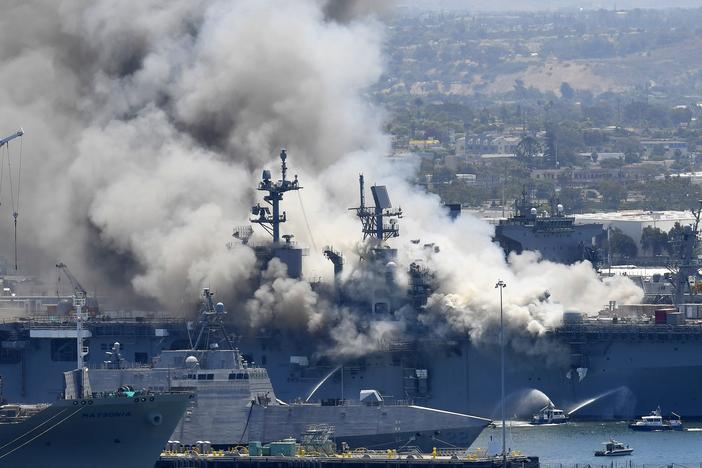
xmin=323 ymin=0 xmax=395 ymax=23
xmin=0 ymin=0 xmax=642 ymax=358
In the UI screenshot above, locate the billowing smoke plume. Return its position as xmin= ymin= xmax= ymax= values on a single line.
xmin=0 ymin=0 xmax=641 ymax=357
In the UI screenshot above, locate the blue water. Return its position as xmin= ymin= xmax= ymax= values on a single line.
xmin=470 ymin=421 xmax=702 ymax=466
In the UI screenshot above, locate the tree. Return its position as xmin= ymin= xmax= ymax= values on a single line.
xmin=609 ymin=228 xmax=638 ymax=258
xmin=640 ymin=226 xmax=668 ymax=256
xmin=515 ymin=135 xmax=541 ymax=166
xmin=560 ymin=82 xmax=575 ymax=100
xmin=598 ymin=181 xmax=626 ymax=210
xmin=624 ymin=151 xmax=641 ymax=164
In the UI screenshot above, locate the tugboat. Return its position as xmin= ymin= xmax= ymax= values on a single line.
xmin=595 ymin=440 xmax=634 ymax=457
xmin=629 ymin=407 xmax=683 ymax=431
xmin=530 ymin=403 xmax=569 ymax=425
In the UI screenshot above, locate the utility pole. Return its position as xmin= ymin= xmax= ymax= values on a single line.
xmin=495 ymin=280 xmax=507 ymax=468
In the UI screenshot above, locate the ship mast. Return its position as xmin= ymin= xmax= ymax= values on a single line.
xmin=56 ymin=263 xmax=89 ymax=373
xmin=250 ymin=149 xmax=302 ymax=244
xmin=669 ymin=202 xmax=702 ymax=308
xmin=192 ymin=288 xmax=235 ymax=351
xmin=350 ymin=174 xmax=402 ymax=242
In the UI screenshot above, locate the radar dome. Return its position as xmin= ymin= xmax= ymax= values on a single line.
xmin=530 ymin=207 xmax=537 ymax=215
xmin=557 ymin=204 xmax=564 ymax=213
xmin=215 ymin=302 xmax=225 ymax=314
xmin=185 ymin=356 xmax=198 ymax=365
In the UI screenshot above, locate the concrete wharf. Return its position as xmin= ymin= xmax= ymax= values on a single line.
xmin=155 ymin=453 xmax=538 ymax=468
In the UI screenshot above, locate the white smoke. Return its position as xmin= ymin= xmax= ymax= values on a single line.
xmin=0 ymin=0 xmax=642 ymax=356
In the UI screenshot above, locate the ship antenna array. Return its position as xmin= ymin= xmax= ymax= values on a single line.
xmin=0 ymin=129 xmax=24 ymax=270
xmin=350 ymin=174 xmax=402 ymax=242
xmin=250 ymin=149 xmax=302 ymax=244
xmin=192 ymin=288 xmax=235 ymax=352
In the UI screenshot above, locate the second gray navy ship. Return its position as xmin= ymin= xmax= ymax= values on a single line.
xmin=86 ymin=288 xmax=490 ymax=451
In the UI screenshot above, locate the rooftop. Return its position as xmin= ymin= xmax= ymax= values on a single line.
xmin=575 ymin=210 xmax=696 ymax=223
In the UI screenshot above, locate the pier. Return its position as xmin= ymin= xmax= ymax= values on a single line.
xmin=155 ymin=452 xmax=538 ymax=468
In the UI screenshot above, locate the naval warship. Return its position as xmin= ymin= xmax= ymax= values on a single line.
xmin=0 ymin=289 xmax=190 ymax=468
xmin=2 ymin=151 xmax=702 ymax=422
xmin=87 ymin=288 xmax=490 ymax=451
xmin=493 ymin=191 xmax=604 ymax=264
xmin=0 ymin=369 xmax=190 ymax=468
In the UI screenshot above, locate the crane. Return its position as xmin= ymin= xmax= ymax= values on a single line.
xmin=55 ymin=262 xmax=89 ymax=373
xmin=0 ymin=129 xmax=23 ymax=148
xmin=0 ymin=128 xmax=24 ymax=270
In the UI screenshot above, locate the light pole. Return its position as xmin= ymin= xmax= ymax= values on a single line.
xmin=495 ymin=280 xmax=507 ymax=468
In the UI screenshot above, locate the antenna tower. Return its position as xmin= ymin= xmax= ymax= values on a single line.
xmin=250 ymin=150 xmax=302 ymax=243
xmin=350 ymin=174 xmax=402 ymax=242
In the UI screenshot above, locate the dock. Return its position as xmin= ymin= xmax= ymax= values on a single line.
xmin=155 ymin=451 xmax=538 ymax=468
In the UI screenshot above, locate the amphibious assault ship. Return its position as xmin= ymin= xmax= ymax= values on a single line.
xmin=493 ymin=191 xmax=604 ymax=264
xmin=2 ymin=152 xmax=702 ymax=422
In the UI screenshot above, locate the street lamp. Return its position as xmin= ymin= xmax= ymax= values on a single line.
xmin=495 ymin=280 xmax=507 ymax=468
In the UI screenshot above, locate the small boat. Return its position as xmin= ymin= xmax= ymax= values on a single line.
xmin=530 ymin=403 xmax=569 ymax=425
xmin=628 ymin=407 xmax=683 ymax=431
xmin=595 ymin=439 xmax=634 ymax=457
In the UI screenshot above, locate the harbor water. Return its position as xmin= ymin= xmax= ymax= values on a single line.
xmin=471 ymin=421 xmax=702 ymax=466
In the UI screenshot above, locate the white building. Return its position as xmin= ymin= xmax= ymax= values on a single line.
xmin=574 ymin=210 xmax=696 ymax=250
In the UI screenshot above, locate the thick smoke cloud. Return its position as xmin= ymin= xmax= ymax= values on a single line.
xmin=0 ymin=0 xmax=642 ymax=357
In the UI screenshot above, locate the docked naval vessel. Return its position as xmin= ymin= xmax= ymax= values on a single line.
xmin=2 ymin=151 xmax=702 ymax=424
xmin=0 ymin=369 xmax=190 ymax=468
xmin=494 ymin=191 xmax=604 ymax=264
xmin=87 ymin=288 xmax=490 ymax=451
xmin=0 ymin=283 xmax=190 ymax=468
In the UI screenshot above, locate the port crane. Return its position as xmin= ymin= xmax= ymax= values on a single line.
xmin=55 ymin=262 xmax=90 ymax=374
xmin=0 ymin=129 xmax=25 ymax=270
xmin=0 ymin=129 xmax=23 ymax=149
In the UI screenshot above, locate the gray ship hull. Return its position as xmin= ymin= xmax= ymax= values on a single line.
xmin=0 ymin=393 xmax=189 ymax=468
xmin=241 ymin=332 xmax=702 ymax=420
xmin=250 ymin=405 xmax=488 ymax=452
xmin=4 ymin=320 xmax=702 ymax=421
xmin=87 ymin=358 xmax=490 ymax=450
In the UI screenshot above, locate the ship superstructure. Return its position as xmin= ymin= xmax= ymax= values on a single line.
xmin=494 ymin=191 xmax=604 ymax=264
xmin=249 ymin=149 xmax=305 ymax=278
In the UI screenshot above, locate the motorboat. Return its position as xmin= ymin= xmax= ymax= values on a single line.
xmin=595 ymin=439 xmax=634 ymax=456
xmin=628 ymin=407 xmax=683 ymax=431
xmin=530 ymin=403 xmax=569 ymax=425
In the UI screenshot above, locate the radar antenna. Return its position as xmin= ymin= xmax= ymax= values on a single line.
xmin=250 ymin=149 xmax=302 ymax=243
xmin=192 ymin=288 xmax=236 ymax=351
xmin=232 ymin=225 xmax=254 ymax=245
xmin=350 ymin=174 xmax=402 ymax=242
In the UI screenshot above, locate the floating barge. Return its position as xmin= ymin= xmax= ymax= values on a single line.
xmin=155 ymin=449 xmax=538 ymax=468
